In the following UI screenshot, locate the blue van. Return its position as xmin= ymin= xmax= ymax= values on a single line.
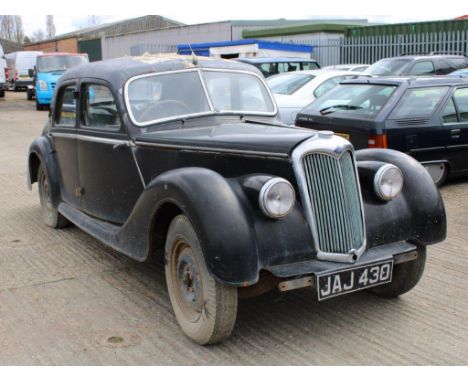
xmin=29 ymin=52 xmax=89 ymax=110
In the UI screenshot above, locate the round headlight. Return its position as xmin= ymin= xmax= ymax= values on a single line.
xmin=259 ymin=178 xmax=295 ymax=219
xmin=374 ymin=164 xmax=404 ymax=201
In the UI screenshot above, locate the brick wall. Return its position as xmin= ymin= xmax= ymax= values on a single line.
xmin=24 ymin=37 xmax=78 ymax=53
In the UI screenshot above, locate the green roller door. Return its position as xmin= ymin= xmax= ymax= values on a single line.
xmin=78 ymin=39 xmax=102 ymax=62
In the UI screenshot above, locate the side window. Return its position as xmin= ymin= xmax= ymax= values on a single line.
xmin=389 ymin=87 xmax=449 ymax=119
xmin=260 ymin=63 xmax=277 ymax=77
xmin=314 ymin=76 xmax=343 ymax=98
xmin=55 ymin=85 xmax=77 ymax=126
xmin=82 ymin=84 xmax=120 ymax=130
xmin=454 ymin=88 xmax=468 ymax=122
xmin=442 ymin=98 xmax=458 ymax=123
xmin=409 ymin=61 xmax=435 ymax=75
xmin=301 ymin=62 xmax=320 ymax=70
xmin=447 ymin=57 xmax=468 ymax=70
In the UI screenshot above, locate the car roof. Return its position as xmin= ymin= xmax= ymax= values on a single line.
xmin=60 ymin=54 xmax=261 ymax=89
xmin=340 ymin=75 xmax=468 ymax=87
xmin=236 ymin=57 xmax=318 ymax=64
xmin=378 ymin=55 xmax=466 ymax=61
xmin=269 ymin=69 xmax=363 ymax=80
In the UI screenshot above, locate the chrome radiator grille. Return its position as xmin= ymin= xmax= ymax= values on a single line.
xmin=302 ymin=151 xmax=365 ymax=255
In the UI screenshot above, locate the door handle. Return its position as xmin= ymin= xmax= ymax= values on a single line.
xmin=450 ymin=128 xmax=461 ymax=139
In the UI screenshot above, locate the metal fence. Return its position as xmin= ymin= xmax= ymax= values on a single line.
xmin=285 ymin=30 xmax=468 ymax=66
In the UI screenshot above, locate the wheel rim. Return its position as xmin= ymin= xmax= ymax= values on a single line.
xmin=170 ymin=240 xmax=204 ymax=323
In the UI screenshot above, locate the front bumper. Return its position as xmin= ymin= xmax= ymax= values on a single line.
xmin=268 ymin=241 xmax=417 ymax=279
xmin=36 ymin=90 xmax=52 ymax=105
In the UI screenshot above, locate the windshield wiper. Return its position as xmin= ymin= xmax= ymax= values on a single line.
xmin=319 ymin=104 xmax=363 ymax=115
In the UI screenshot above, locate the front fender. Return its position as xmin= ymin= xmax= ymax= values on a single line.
xmin=355 ymin=148 xmax=447 ymax=248
xmin=123 ymin=167 xmax=259 ymax=286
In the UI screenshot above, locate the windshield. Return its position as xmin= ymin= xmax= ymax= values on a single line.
xmin=37 ymin=55 xmax=88 ymax=73
xmin=301 ymin=83 xmax=397 ymax=119
xmin=366 ymin=59 xmax=412 ymax=76
xmin=126 ymin=70 xmax=276 ymax=126
xmin=267 ymin=73 xmax=315 ymax=95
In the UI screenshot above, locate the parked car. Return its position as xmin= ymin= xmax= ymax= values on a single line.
xmin=0 ymin=42 xmax=6 ymax=98
xmin=295 ymin=76 xmax=468 ymax=185
xmin=364 ymin=54 xmax=468 ymax=77
xmin=28 ymin=52 xmax=89 ymax=110
xmin=235 ymin=57 xmax=320 ymax=77
xmin=323 ymin=64 xmax=369 ymax=72
xmin=5 ymin=51 xmax=43 ymax=91
xmin=27 ymin=55 xmax=446 ymax=345
xmin=267 ymin=69 xmax=367 ymax=125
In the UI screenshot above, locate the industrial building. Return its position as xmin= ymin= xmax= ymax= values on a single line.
xmin=23 ymin=15 xmax=183 ymax=61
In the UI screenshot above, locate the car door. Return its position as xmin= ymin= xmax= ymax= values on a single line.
xmin=49 ymin=81 xmax=80 ymax=208
xmin=77 ymin=80 xmax=144 ymax=224
xmin=441 ymin=87 xmax=468 ymax=174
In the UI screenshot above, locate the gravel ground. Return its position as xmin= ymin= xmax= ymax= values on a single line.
xmin=0 ymin=91 xmax=467 ymax=365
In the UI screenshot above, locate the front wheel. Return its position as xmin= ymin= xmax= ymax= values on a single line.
xmin=37 ymin=163 xmax=69 ymax=228
xmin=27 ymin=89 xmax=33 ymax=100
xmin=370 ymin=248 xmax=426 ymax=298
xmin=165 ymin=215 xmax=238 ymax=345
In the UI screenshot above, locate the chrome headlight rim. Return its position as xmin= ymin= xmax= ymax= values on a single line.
xmin=258 ymin=177 xmax=295 ymax=219
xmin=373 ymin=164 xmax=404 ymax=201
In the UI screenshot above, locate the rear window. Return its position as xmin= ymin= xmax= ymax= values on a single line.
xmin=366 ymin=59 xmax=412 ymax=76
xmin=267 ymin=73 xmax=315 ymax=95
xmin=301 ymin=83 xmax=397 ymax=119
xmin=389 ymin=87 xmax=449 ymax=119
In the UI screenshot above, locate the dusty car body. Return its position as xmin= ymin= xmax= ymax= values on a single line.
xmin=27 ymin=54 xmax=446 ymax=344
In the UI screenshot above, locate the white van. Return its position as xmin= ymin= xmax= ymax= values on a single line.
xmin=0 ymin=42 xmax=6 ymax=97
xmin=5 ymin=51 xmax=43 ymax=91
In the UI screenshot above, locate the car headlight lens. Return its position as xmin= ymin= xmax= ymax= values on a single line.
xmin=259 ymin=178 xmax=295 ymax=218
xmin=374 ymin=164 xmax=404 ymax=201
xmin=39 ymin=80 xmax=48 ymax=91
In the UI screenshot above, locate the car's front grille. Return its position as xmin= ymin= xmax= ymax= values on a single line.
xmin=302 ymin=151 xmax=365 ymax=254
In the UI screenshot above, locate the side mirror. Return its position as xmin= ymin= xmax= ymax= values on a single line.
xmin=28 ymin=69 xmax=34 ymax=77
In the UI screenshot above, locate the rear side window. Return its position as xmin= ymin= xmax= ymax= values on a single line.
xmin=436 ymin=59 xmax=454 ymax=75
xmin=389 ymin=87 xmax=448 ymax=119
xmin=301 ymin=62 xmax=320 ymax=70
xmin=82 ymin=84 xmax=120 ymax=130
xmin=454 ymin=88 xmax=468 ymax=122
xmin=259 ymin=63 xmax=277 ymax=77
xmin=55 ymin=85 xmax=76 ymax=126
xmin=442 ymin=99 xmax=458 ymax=123
xmin=409 ymin=61 xmax=435 ymax=75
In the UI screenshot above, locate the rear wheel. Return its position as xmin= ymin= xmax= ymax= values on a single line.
xmin=165 ymin=215 xmax=238 ymax=345
xmin=37 ymin=163 xmax=69 ymax=228
xmin=0 ymin=89 xmax=5 ymax=98
xmin=27 ymin=89 xmax=33 ymax=100
xmin=36 ymin=100 xmax=43 ymax=111
xmin=370 ymin=248 xmax=426 ymax=298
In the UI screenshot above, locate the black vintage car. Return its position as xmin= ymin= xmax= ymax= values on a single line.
xmin=27 ymin=55 xmax=446 ymax=345
xmin=296 ymin=76 xmax=468 ymax=185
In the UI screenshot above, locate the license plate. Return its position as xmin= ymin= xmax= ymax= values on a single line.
xmin=335 ymin=132 xmax=350 ymax=140
xmin=316 ymin=259 xmax=393 ymax=301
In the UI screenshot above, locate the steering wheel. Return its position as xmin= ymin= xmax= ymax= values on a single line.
xmin=139 ymin=100 xmax=191 ymax=122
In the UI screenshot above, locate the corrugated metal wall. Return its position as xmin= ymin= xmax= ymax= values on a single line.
xmin=102 ymin=21 xmax=233 ymax=59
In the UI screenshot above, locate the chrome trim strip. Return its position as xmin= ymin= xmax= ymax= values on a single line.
xmin=123 ymin=68 xmax=278 ymax=128
xmin=51 ymin=132 xmax=129 ymax=146
xmin=135 ymin=141 xmax=289 ymax=158
xmin=291 ymin=134 xmax=367 ymax=263
xmin=129 ymin=143 xmax=146 ymax=188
